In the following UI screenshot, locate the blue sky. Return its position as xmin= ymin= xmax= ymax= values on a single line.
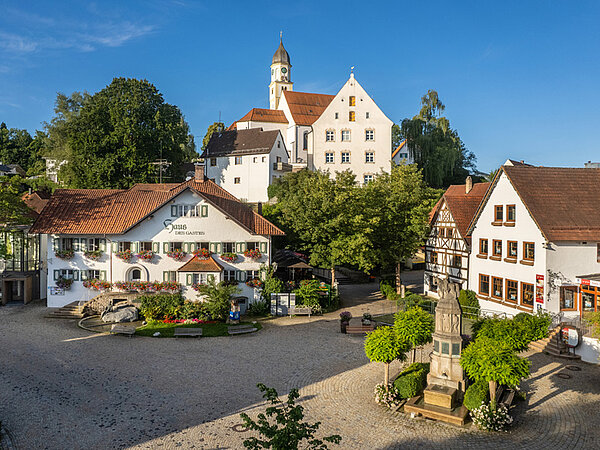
xmin=1 ymin=0 xmax=599 ymax=172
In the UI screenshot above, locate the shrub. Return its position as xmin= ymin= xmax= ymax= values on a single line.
xmin=380 ymin=281 xmax=398 ymax=301
xmin=260 ymin=264 xmax=283 ymax=302
xmin=393 ymin=362 xmax=430 ymax=399
xmin=514 ymin=311 xmax=551 ymax=341
xmin=246 ymin=300 xmax=270 ymax=317
xmin=196 ymin=278 xmax=241 ymax=321
xmin=294 ymin=279 xmax=321 ymax=308
xmin=459 ymin=289 xmax=480 ymax=319
xmin=374 ymin=383 xmax=402 ymax=408
xmin=470 ymin=403 xmax=513 ymax=431
xmin=339 ymin=311 xmax=352 ymax=322
xmin=176 ymin=301 xmax=209 ymax=320
xmin=463 ymin=379 xmax=490 ymax=411
xmin=139 ymin=293 xmax=185 ymax=321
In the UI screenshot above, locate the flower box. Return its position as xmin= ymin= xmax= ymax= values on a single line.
xmin=137 ymin=250 xmax=155 ymax=261
xmin=220 ymin=252 xmax=238 ymax=263
xmin=115 ymin=249 xmax=133 ymax=262
xmin=83 ymin=279 xmax=112 ymax=291
xmin=160 ymin=281 xmax=181 ymax=292
xmin=166 ymin=249 xmax=187 ymax=261
xmin=191 ymin=282 xmax=206 ymax=292
xmin=55 ymin=249 xmax=74 ymax=260
xmin=114 ymin=281 xmax=134 ymax=291
xmin=243 ymin=249 xmax=262 ymax=260
xmin=193 ymin=248 xmax=211 ymax=259
xmin=246 ymin=278 xmax=263 ymax=288
xmin=56 ymin=277 xmax=74 ymax=290
xmin=83 ymin=250 xmax=103 ymax=261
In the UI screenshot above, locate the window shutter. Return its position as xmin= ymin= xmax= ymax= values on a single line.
xmin=99 ymin=238 xmax=106 ymax=252
xmin=163 ymin=271 xmax=168 ymax=282
xmin=189 ymin=242 xmax=196 ymax=252
xmin=73 ymin=238 xmax=80 ymax=252
xmin=163 ymin=242 xmax=169 ymax=253
xmin=236 ymin=242 xmax=243 ymax=253
xmin=259 ymin=242 xmax=268 ymax=253
xmin=152 ymin=242 xmax=159 ymax=253
xmin=186 ymin=274 xmax=192 ymax=286
xmin=80 ymin=239 xmax=87 ymax=252
xmin=53 ymin=237 xmax=59 ymax=252
xmin=216 ymin=242 xmax=222 ymax=254
xmin=171 ymin=205 xmax=178 ymax=217
xmin=53 ymin=270 xmax=60 ymax=281
xmin=133 ymin=242 xmax=140 ymax=253
xmin=112 ymin=241 xmax=118 ymax=252
xmin=73 ymin=270 xmax=80 ymax=281
xmin=100 ymin=271 xmax=107 ymax=281
xmin=182 ymin=242 xmax=189 ymax=253
xmin=201 ymin=205 xmax=208 ymax=217
xmin=209 ymin=242 xmax=217 ymax=253
xmin=81 ymin=270 xmax=88 ymax=281
xmin=239 ymin=271 xmax=247 ymax=281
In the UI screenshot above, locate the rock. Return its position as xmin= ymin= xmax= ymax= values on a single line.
xmin=101 ymin=304 xmax=139 ymax=323
xmin=153 ymin=332 xmax=161 ymax=337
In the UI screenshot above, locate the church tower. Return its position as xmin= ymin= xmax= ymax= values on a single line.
xmin=269 ymin=35 xmax=293 ymax=109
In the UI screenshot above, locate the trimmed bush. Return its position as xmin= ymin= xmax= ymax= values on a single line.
xmin=393 ymin=362 xmax=430 ymax=399
xmin=463 ymin=379 xmax=490 ymax=411
xmin=459 ymin=289 xmax=480 ymax=319
xmin=139 ymin=293 xmax=185 ymax=322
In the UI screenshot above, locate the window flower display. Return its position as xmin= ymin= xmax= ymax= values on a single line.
xmin=55 ymin=249 xmax=74 ymax=260
xmin=246 ymin=278 xmax=263 ymax=288
xmin=191 ymin=282 xmax=206 ymax=291
xmin=137 ymin=250 xmax=155 ymax=261
xmin=56 ymin=277 xmax=74 ymax=290
xmin=83 ymin=250 xmax=103 ymax=261
xmin=83 ymin=279 xmax=112 ymax=291
xmin=115 ymin=249 xmax=133 ymax=262
xmin=193 ymin=248 xmax=211 ymax=259
xmin=166 ymin=249 xmax=186 ymax=261
xmin=220 ymin=252 xmax=238 ymax=263
xmin=243 ymin=249 xmax=262 ymax=260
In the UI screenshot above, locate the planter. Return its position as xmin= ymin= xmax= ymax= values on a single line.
xmin=84 ymin=250 xmax=103 ymax=261
xmin=243 ymin=249 xmax=262 ymax=260
xmin=166 ymin=250 xmax=186 ymax=261
xmin=193 ymin=248 xmax=211 ymax=259
xmin=137 ymin=250 xmax=155 ymax=261
xmin=341 ymin=321 xmax=349 ymax=334
xmin=220 ymin=252 xmax=238 ymax=263
xmin=115 ymin=249 xmax=133 ymax=262
xmin=55 ymin=249 xmax=74 ymax=260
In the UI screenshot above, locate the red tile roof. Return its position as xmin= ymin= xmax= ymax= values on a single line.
xmin=432 ymin=182 xmax=490 ymax=239
xmin=502 ymin=165 xmax=600 ymax=241
xmin=177 ymin=255 xmax=223 ymax=272
xmin=21 ymin=191 xmax=50 ymax=216
xmin=282 ymin=91 xmax=335 ymax=126
xmin=238 ymin=108 xmax=288 ymax=124
xmin=30 ymin=179 xmax=284 ymax=236
xmin=391 ymin=140 xmax=407 ymax=159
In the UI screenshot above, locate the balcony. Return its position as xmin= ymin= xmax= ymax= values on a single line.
xmin=273 ymin=162 xmax=292 ymax=172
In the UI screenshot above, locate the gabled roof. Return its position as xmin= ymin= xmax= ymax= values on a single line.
xmin=29 ymin=178 xmax=284 ymax=236
xmin=177 ymin=255 xmax=223 ymax=272
xmin=431 ymin=182 xmax=490 ymax=239
xmin=21 ymin=191 xmax=50 ymax=216
xmin=282 ymin=91 xmax=335 ymax=126
xmin=238 ymin=108 xmax=288 ymax=124
xmin=201 ymin=128 xmax=281 ymax=158
xmin=392 ymin=140 xmax=407 ymax=159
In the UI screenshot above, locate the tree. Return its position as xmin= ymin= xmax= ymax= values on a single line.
xmin=364 ymin=326 xmax=410 ymax=388
xmin=201 ymin=121 xmax=224 ymax=152
xmin=393 ymin=307 xmax=434 ymax=363
xmin=196 ymin=278 xmax=241 ymax=321
xmin=460 ymin=337 xmax=531 ymax=405
xmin=391 ymin=123 xmax=403 ymax=150
xmin=260 ymin=264 xmax=283 ymax=303
xmin=240 ymin=384 xmax=342 ymax=449
xmin=363 ymin=164 xmax=440 ymax=295
xmin=0 ymin=124 xmax=45 ymax=174
xmin=0 ymin=177 xmax=34 ymax=259
xmin=44 ymin=78 xmax=197 ymax=188
xmin=400 ymin=90 xmax=476 ymax=188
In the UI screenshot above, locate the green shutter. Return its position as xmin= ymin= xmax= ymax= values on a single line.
xmin=73 ymin=238 xmax=80 ymax=252
xmin=99 ymin=238 xmax=106 ymax=252
xmin=209 ymin=242 xmax=217 ymax=253
xmin=201 ymin=205 xmax=208 ymax=217
xmin=53 ymin=269 xmax=60 ymax=281
xmin=81 ymin=239 xmax=88 ymax=252
xmin=73 ymin=270 xmax=80 ymax=281
xmin=216 ymin=242 xmax=222 ymax=253
xmin=163 ymin=271 xmax=168 ymax=281
xmin=236 ymin=242 xmax=243 ymax=253
xmin=171 ymin=205 xmax=178 ymax=217
xmin=259 ymin=242 xmax=268 ymax=253
xmin=100 ymin=270 xmax=107 ymax=281
xmin=186 ymin=274 xmax=192 ymax=286
xmin=53 ymin=237 xmax=59 ymax=252
xmin=238 ymin=271 xmax=247 ymax=281
xmin=152 ymin=242 xmax=159 ymax=253
xmin=163 ymin=242 xmax=169 ymax=253
xmin=81 ymin=270 xmax=88 ymax=281
xmin=112 ymin=241 xmax=118 ymax=252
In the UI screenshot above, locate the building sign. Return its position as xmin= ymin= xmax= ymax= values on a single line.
xmin=561 ymin=326 xmax=580 ymax=348
xmin=536 ymin=274 xmax=544 ymax=304
xmin=50 ymin=287 xmax=65 ymax=296
xmin=577 ymin=277 xmax=600 ymax=288
xmin=163 ymin=219 xmax=206 ymax=236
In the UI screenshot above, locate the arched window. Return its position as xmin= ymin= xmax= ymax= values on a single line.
xmin=131 ymin=269 xmax=141 ymax=281
xmin=303 ymin=131 xmax=309 ymax=150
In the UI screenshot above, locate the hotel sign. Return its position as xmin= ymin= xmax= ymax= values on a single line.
xmin=163 ymin=219 xmax=205 ymax=236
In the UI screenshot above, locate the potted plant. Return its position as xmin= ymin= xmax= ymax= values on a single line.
xmin=115 ymin=248 xmax=133 ymax=262
xmin=137 ymin=250 xmax=155 ymax=261
xmin=340 ymin=311 xmax=352 ymax=333
xmin=56 ymin=277 xmax=74 ymax=290
xmin=193 ymin=248 xmax=211 ymax=259
xmin=55 ymin=249 xmax=74 ymax=260
xmin=166 ymin=249 xmax=186 ymax=261
xmin=83 ymin=249 xmax=103 ymax=261
xmin=362 ymin=313 xmax=372 ymax=326
xmin=243 ymin=248 xmax=262 ymax=260
xmin=220 ymin=252 xmax=238 ymax=263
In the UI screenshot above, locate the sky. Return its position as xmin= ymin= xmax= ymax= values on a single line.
xmin=1 ymin=0 xmax=599 ymax=173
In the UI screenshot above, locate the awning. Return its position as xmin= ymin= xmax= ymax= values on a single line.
xmin=576 ymin=273 xmax=600 ymax=288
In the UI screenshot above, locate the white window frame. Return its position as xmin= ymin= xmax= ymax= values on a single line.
xmin=363 ymin=174 xmax=374 ymax=184
xmin=325 ymin=152 xmax=334 ymax=164
xmin=365 ymin=129 xmax=375 ymax=141
xmin=341 ymin=152 xmax=350 ymax=164
xmin=365 ymin=151 xmax=375 ymax=163
xmin=325 ymin=130 xmax=335 ymax=142
xmin=341 ymin=130 xmax=351 ymax=142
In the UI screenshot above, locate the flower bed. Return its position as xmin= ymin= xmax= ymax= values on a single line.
xmin=83 ymin=250 xmax=103 ymax=261
xmin=55 ymin=249 xmax=74 ymax=260
xmin=220 ymin=252 xmax=238 ymax=263
xmin=56 ymin=277 xmax=74 ymax=290
xmin=115 ymin=249 xmax=133 ymax=262
xmin=193 ymin=248 xmax=211 ymax=259
xmin=243 ymin=249 xmax=262 ymax=260
xmin=471 ymin=403 xmax=513 ymax=431
xmin=137 ymin=250 xmax=155 ymax=261
xmin=166 ymin=249 xmax=186 ymax=261
xmin=246 ymin=278 xmax=263 ymax=288
xmin=83 ymin=279 xmax=112 ymax=290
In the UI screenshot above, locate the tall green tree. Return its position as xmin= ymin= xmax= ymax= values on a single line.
xmin=0 ymin=123 xmax=45 ymax=174
xmin=365 ymin=326 xmax=410 ymax=388
xmin=44 ymin=78 xmax=197 ymax=188
xmin=400 ymin=90 xmax=476 ymax=188
xmin=201 ymin=121 xmax=225 ymax=152
xmin=394 ymin=307 xmax=435 ymax=363
xmin=0 ymin=177 xmax=33 ymax=259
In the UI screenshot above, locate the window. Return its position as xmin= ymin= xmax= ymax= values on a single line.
xmin=365 ymin=129 xmax=374 ymax=141
xmin=169 ymin=242 xmax=183 ymax=252
xmin=222 ymin=242 xmax=235 ymax=253
xmin=492 ymin=277 xmax=503 ymax=299
xmin=400 ymin=153 xmax=408 ymax=159
xmin=451 ymin=255 xmax=462 ymax=268
xmin=326 ymin=130 xmax=335 ymax=142
xmin=246 ymin=242 xmax=259 ymax=251
xmin=494 ymin=205 xmax=503 ymax=223
xmin=452 ymin=343 xmax=460 ymax=356
xmin=246 ymin=270 xmax=260 ymax=280
xmin=303 ymin=131 xmax=309 ymax=150
xmin=507 ymin=241 xmax=518 ymax=259
xmin=349 ymin=96 xmax=356 ymax=106
xmin=506 ymin=205 xmax=516 ymax=222
xmin=363 ymin=174 xmax=374 ymax=184
xmin=341 ymin=130 xmax=351 ymax=142
xmin=163 ymin=271 xmax=177 ymax=282
xmin=506 ymin=279 xmax=518 ymax=303
xmin=262 ymin=156 xmax=266 ymax=162
xmin=560 ymin=286 xmax=577 ymax=310
xmin=429 ymin=276 xmax=438 ymax=292
xmin=523 ymin=242 xmax=535 ymax=261
xmin=277 ymin=141 xmax=281 ymax=148
xmin=366 ymin=112 xmax=370 ymax=119
xmin=442 ymin=342 xmax=449 ymax=355
xmin=325 ymin=152 xmax=334 ymax=163
xmin=171 ymin=204 xmax=208 ymax=218
xmin=224 ymin=270 xmax=236 ymax=281
xmin=192 ymin=273 xmax=207 ymax=284
xmin=492 ymin=240 xmax=502 ymax=258
xmin=87 ymin=269 xmax=101 ymax=280
xmin=521 ymin=282 xmax=534 ymax=307
xmin=87 ymin=238 xmax=100 ymax=251
xmin=235 ymin=156 xmax=242 ymax=165
xmin=429 ymin=251 xmax=438 ymax=264
xmin=349 ymin=111 xmax=355 ymax=122
xmin=234 ymin=177 xmax=241 ymax=184
xmin=582 ymin=288 xmax=597 ymax=312
xmin=140 ymin=241 xmax=153 ymax=251
xmin=335 ymin=112 xmax=339 ymax=119
xmin=60 ymin=238 xmax=74 ymax=251
xmin=365 ymin=151 xmax=374 ymax=163
xmin=118 ymin=241 xmax=132 ymax=252
xmin=59 ymin=269 xmax=76 ymax=280
xmin=341 ymin=152 xmax=350 ymax=163
xmin=195 ymin=241 xmax=210 ymax=251
xmin=131 ymin=269 xmax=141 ymax=281
xmin=210 ymin=158 xmax=217 ymax=166
xmin=253 ymin=157 xmax=257 ymax=163
xmin=479 ymin=274 xmax=490 ymax=296
xmin=479 ymin=239 xmax=488 ymax=255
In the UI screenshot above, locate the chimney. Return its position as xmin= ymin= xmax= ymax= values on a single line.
xmin=194 ymin=163 xmax=205 ymax=182
xmin=465 ymin=176 xmax=473 ymax=194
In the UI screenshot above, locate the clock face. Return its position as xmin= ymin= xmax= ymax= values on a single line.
xmin=281 ymin=67 xmax=287 ymax=74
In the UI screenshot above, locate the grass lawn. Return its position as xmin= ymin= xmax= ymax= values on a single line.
xmin=135 ymin=321 xmax=262 ymax=338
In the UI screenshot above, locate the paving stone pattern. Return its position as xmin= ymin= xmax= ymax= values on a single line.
xmin=0 ymin=281 xmax=599 ymax=449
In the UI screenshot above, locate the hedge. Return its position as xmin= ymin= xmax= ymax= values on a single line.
xmin=393 ymin=362 xmax=430 ymax=399
xmin=463 ymin=379 xmax=490 ymax=411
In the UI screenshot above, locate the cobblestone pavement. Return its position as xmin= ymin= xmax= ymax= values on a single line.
xmin=1 ymin=282 xmax=599 ymax=449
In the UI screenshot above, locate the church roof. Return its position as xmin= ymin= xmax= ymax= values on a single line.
xmin=238 ymin=108 xmax=288 ymax=124
xmin=272 ymin=39 xmax=291 ymax=65
xmin=282 ymin=91 xmax=335 ymax=126
xmin=202 ymin=128 xmax=281 ymax=158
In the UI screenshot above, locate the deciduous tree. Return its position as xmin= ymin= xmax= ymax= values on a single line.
xmin=394 ymin=307 xmax=435 ymax=363
xmin=201 ymin=121 xmax=224 ymax=152
xmin=365 ymin=326 xmax=410 ymax=388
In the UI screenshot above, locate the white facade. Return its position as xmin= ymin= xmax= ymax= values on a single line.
xmin=309 ymin=74 xmax=392 ymax=184
xmin=205 ymin=132 xmax=289 ymax=203
xmin=276 ymin=94 xmax=312 ymax=167
xmin=46 ymin=189 xmax=270 ymax=310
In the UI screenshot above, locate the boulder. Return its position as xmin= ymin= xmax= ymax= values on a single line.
xmin=101 ymin=304 xmax=139 ymax=323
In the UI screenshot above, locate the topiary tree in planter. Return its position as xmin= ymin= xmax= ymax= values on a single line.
xmin=394 ymin=306 xmax=434 ymax=363
xmin=460 ymin=336 xmax=531 ymax=406
xmin=365 ymin=326 xmax=410 ymax=388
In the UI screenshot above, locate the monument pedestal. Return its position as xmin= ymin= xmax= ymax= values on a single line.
xmin=423 ymin=385 xmax=457 ymax=409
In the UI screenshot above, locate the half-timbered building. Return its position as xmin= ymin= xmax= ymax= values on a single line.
xmin=424 ymin=177 xmax=489 ymax=297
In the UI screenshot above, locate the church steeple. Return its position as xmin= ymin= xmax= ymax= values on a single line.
xmin=269 ymin=33 xmax=293 ymax=110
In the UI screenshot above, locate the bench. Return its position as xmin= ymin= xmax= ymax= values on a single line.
xmin=345 ymin=325 xmax=375 ymax=334
xmin=289 ymin=306 xmax=312 ymax=317
xmin=174 ymin=327 xmax=203 ymax=338
xmin=110 ymin=324 xmax=136 ymax=337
